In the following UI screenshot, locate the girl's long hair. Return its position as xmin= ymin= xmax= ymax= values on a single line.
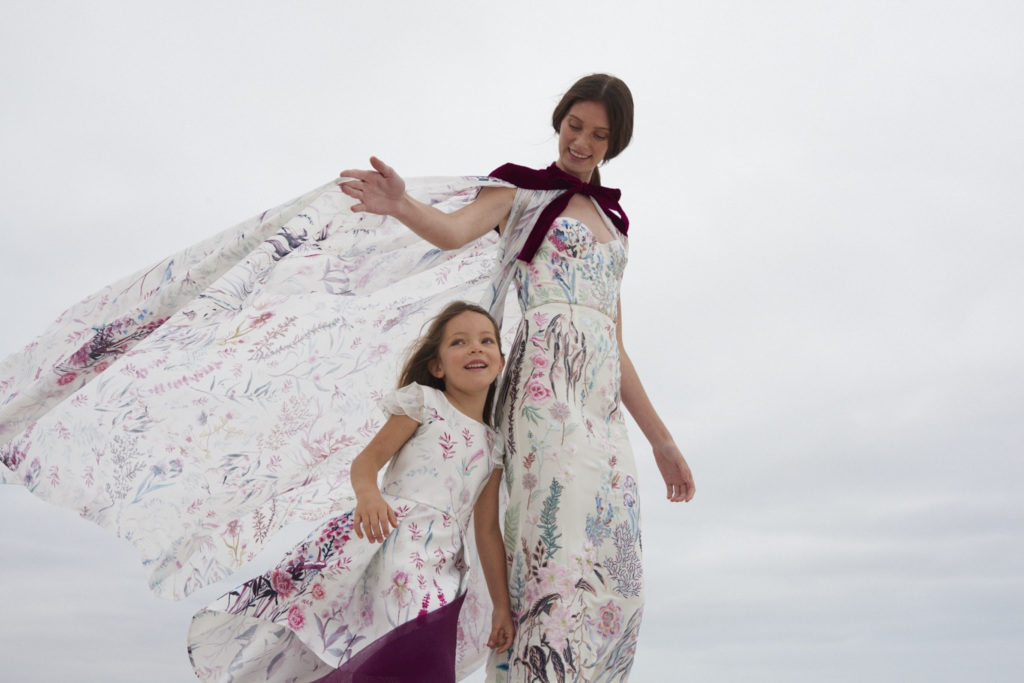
xmin=551 ymin=73 xmax=635 ymax=187
xmin=398 ymin=301 xmax=504 ymax=426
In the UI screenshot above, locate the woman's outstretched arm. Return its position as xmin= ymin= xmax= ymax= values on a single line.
xmin=616 ymin=300 xmax=696 ymax=503
xmin=339 ymin=156 xmax=514 ymax=249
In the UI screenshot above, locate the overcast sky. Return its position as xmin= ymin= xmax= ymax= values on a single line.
xmin=2 ymin=1 xmax=1023 ymax=681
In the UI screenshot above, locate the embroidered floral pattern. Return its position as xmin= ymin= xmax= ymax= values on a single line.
xmin=488 ymin=216 xmax=643 ymax=682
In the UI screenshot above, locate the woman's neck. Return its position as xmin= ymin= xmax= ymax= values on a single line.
xmin=554 ymin=159 xmax=592 ymax=183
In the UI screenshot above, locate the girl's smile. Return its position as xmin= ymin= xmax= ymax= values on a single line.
xmin=430 ymin=311 xmax=504 ymax=395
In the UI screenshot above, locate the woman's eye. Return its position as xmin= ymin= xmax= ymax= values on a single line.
xmin=595 ymin=134 xmax=607 ymax=141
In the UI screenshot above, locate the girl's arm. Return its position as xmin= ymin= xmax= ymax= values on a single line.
xmin=616 ymin=300 xmax=696 ymax=502
xmin=350 ymin=414 xmax=420 ymax=543
xmin=474 ymin=469 xmax=515 ymax=652
xmin=339 ymin=156 xmax=515 ymax=249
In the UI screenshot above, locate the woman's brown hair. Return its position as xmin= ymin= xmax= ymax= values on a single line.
xmin=398 ymin=301 xmax=504 ymax=426
xmin=551 ymin=73 xmax=635 ymax=186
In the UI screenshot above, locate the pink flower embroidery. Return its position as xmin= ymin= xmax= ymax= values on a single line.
xmin=547 ymin=230 xmax=569 ymax=252
xmin=386 ymin=570 xmax=413 ymax=609
xmin=57 ymin=372 xmax=77 ymax=386
xmin=531 ymin=353 xmax=549 ymax=369
xmin=537 ymin=562 xmax=573 ymax=597
xmin=549 ymin=402 xmax=571 ymax=422
xmin=287 ymin=605 xmax=305 ymax=630
xmin=544 ymin=602 xmax=573 ymax=651
xmin=594 ymin=600 xmax=622 ymax=638
xmin=524 ymin=379 xmax=551 ymax=404
xmin=271 ymin=571 xmax=295 ymax=598
xmin=311 ymin=583 xmax=326 ymax=600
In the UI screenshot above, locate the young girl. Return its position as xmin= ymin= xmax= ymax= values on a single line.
xmin=187 ymin=301 xmax=514 ymax=682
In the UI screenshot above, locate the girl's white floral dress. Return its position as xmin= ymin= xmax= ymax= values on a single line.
xmin=188 ymin=383 xmax=503 ymax=681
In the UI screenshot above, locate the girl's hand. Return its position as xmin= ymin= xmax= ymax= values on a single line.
xmin=653 ymin=441 xmax=695 ymax=502
xmin=353 ymin=493 xmax=399 ymax=543
xmin=338 ymin=156 xmax=406 ymax=215
xmin=487 ymin=607 xmax=515 ymax=653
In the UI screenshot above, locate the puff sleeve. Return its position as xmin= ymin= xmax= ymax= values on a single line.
xmin=378 ymin=383 xmax=427 ymax=423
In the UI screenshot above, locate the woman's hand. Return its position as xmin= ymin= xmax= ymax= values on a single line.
xmin=338 ymin=156 xmax=407 ymax=215
xmin=653 ymin=441 xmax=695 ymax=502
xmin=353 ymin=493 xmax=399 ymax=543
xmin=487 ymin=607 xmax=515 ymax=653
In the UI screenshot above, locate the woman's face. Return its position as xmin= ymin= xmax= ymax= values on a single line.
xmin=555 ymin=100 xmax=610 ymax=182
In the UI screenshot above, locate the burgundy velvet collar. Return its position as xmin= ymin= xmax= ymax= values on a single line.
xmin=488 ymin=162 xmax=629 ymax=262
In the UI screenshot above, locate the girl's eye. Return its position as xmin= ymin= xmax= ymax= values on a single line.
xmin=595 ymin=134 xmax=607 ymax=141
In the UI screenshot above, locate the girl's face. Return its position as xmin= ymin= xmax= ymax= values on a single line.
xmin=430 ymin=311 xmax=504 ymax=395
xmin=555 ymin=100 xmax=611 ymax=182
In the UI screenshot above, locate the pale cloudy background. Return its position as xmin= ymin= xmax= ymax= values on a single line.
xmin=2 ymin=1 xmax=1023 ymax=681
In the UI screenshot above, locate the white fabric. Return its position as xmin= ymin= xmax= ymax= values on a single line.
xmin=0 ymin=175 xmax=542 ymax=599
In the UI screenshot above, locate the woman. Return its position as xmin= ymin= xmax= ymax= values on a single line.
xmin=0 ymin=73 xmax=692 ymax=682
xmin=340 ymin=73 xmax=695 ymax=682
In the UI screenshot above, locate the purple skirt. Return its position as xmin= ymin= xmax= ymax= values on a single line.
xmin=314 ymin=593 xmax=466 ymax=683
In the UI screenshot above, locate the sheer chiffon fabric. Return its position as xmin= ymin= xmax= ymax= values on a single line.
xmin=0 ymin=176 xmax=511 ymax=600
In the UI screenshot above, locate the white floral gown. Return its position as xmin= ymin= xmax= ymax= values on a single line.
xmin=188 ymin=383 xmax=503 ymax=682
xmin=487 ymin=217 xmax=643 ymax=682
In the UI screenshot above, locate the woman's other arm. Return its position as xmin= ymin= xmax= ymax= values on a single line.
xmin=616 ymin=300 xmax=696 ymax=503
xmin=339 ymin=156 xmax=515 ymax=249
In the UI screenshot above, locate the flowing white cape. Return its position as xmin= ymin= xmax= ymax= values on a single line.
xmin=0 ymin=173 xmax=571 ymax=676
xmin=1 ymin=176 xmax=543 ymax=594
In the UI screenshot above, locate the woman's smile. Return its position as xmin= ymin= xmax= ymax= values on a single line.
xmin=556 ymin=100 xmax=610 ymax=182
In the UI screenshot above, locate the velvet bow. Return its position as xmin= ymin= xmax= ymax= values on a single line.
xmin=488 ymin=163 xmax=629 ymax=262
